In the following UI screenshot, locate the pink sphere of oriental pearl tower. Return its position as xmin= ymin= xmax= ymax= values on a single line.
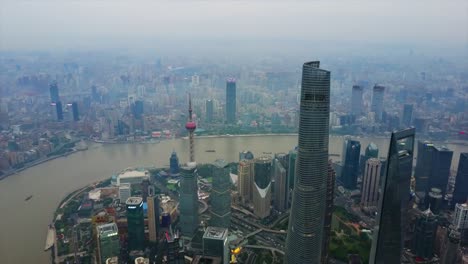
xmin=185 ymin=94 xmax=196 ymax=163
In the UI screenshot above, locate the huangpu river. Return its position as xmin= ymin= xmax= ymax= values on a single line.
xmin=0 ymin=134 xmax=466 ymax=263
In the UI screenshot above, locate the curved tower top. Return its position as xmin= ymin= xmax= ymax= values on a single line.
xmin=285 ymin=61 xmax=330 ymax=263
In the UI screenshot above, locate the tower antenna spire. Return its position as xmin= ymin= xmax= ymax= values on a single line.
xmin=185 ymin=93 xmax=196 ymax=163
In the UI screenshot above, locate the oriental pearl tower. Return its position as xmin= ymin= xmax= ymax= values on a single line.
xmin=185 ymin=93 xmax=196 ymax=163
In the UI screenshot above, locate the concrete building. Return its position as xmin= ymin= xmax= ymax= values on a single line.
xmin=371 ymin=85 xmax=385 ymax=122
xmin=179 ymin=163 xmax=199 ymax=238
xmin=370 ymin=128 xmax=415 ymax=264
xmin=285 ymin=61 xmax=330 ymax=263
xmin=202 ymin=226 xmax=229 ymax=264
xmin=126 ymin=197 xmax=145 ymax=251
xmin=252 ymin=156 xmax=272 ymax=218
xmin=96 ymin=223 xmax=120 ymax=264
xmin=210 ymin=159 xmax=231 ymax=228
xmin=440 ymin=229 xmax=461 ymax=264
xmin=239 ymin=150 xmax=254 ymax=161
xmin=361 ymin=158 xmax=382 ymax=211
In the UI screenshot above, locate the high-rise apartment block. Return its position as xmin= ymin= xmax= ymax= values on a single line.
xmin=370 ymin=128 xmax=415 ymax=264
xmin=286 ymin=61 xmax=330 ymax=263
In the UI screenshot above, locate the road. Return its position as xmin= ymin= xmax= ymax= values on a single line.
xmin=244 ymin=245 xmax=285 ymax=255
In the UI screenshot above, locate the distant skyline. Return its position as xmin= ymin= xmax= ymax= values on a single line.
xmin=1 ymin=0 xmax=467 ymax=56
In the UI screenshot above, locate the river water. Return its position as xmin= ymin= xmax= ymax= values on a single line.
xmin=0 ymin=135 xmax=466 ymax=263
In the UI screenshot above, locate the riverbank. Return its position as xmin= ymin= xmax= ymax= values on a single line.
xmin=0 ymin=148 xmax=84 ymax=181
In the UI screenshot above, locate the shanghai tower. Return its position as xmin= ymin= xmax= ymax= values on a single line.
xmin=285 ymin=61 xmax=330 ymax=263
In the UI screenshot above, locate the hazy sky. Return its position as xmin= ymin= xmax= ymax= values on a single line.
xmin=1 ymin=0 xmax=467 ymax=54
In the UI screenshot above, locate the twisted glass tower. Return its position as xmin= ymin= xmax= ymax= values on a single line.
xmin=285 ymin=61 xmax=330 ymax=263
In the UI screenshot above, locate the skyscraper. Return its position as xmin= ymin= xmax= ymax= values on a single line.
xmin=252 ymin=156 xmax=272 ymax=218
xmin=342 ymin=139 xmax=361 ymax=190
xmin=239 ymin=150 xmax=254 ymax=161
xmin=440 ymin=229 xmax=461 ymax=264
xmin=453 ymin=153 xmax=468 ymax=206
xmin=370 ymin=128 xmax=415 ymax=264
xmin=71 ymin=102 xmax=79 ymax=121
xmin=56 ymin=101 xmax=63 ymax=121
xmin=210 ymin=159 xmax=231 ymax=228
xmin=371 ymin=85 xmax=385 ymax=122
xmin=285 ymin=61 xmax=330 ymax=263
xmin=179 ymin=164 xmax=199 ymax=238
xmin=96 ymin=223 xmax=120 ymax=264
xmin=322 ymin=161 xmax=336 ymax=264
xmin=351 ymin=85 xmax=363 ymax=116
xmin=428 ymin=146 xmax=453 ymax=196
xmin=360 ymin=143 xmax=379 ymax=177
xmin=361 ymin=158 xmax=382 ymax=211
xmin=49 ymin=82 xmax=59 ymax=103
xmin=147 ymin=195 xmax=160 ymax=243
xmin=287 ymin=149 xmax=297 ymax=191
xmin=415 ymin=142 xmax=453 ymax=197
xmin=126 ymin=197 xmax=145 ymax=251
xmin=206 ymin=99 xmax=214 ymax=123
xmin=453 ymin=203 xmax=468 ymax=230
xmin=273 ymin=157 xmax=287 ymax=212
xmin=169 ymin=151 xmax=180 ymax=175
xmin=402 ymin=104 xmax=413 ymax=127
xmin=411 ymin=208 xmax=438 ymax=259
xmin=225 ymin=78 xmax=236 ymax=123
xmin=202 ymin=227 xmax=229 ymax=264
xmin=237 ymin=160 xmax=253 ymax=203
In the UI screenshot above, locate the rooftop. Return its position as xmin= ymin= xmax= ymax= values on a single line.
xmin=203 ymin=226 xmax=228 ymax=240
xmin=97 ymin=223 xmax=118 ymax=238
xmin=126 ymin=197 xmax=143 ymax=206
xmin=118 ymin=168 xmax=148 ymax=179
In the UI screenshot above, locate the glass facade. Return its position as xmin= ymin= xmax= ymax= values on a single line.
xmin=342 ymin=139 xmax=361 ymax=189
xmin=179 ymin=164 xmax=199 ymax=237
xmin=285 ymin=61 xmax=330 ymax=263
xmin=370 ymin=128 xmax=415 ymax=264
xmin=453 ymin=153 xmax=468 ymax=206
xmin=226 ymin=79 xmax=236 ymax=123
xmin=210 ymin=159 xmax=231 ymax=228
xmin=97 ymin=223 xmax=120 ymax=264
xmin=126 ymin=197 xmax=145 ymax=251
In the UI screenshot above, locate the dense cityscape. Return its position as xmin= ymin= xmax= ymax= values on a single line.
xmin=1 ymin=1 xmax=468 ymax=264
